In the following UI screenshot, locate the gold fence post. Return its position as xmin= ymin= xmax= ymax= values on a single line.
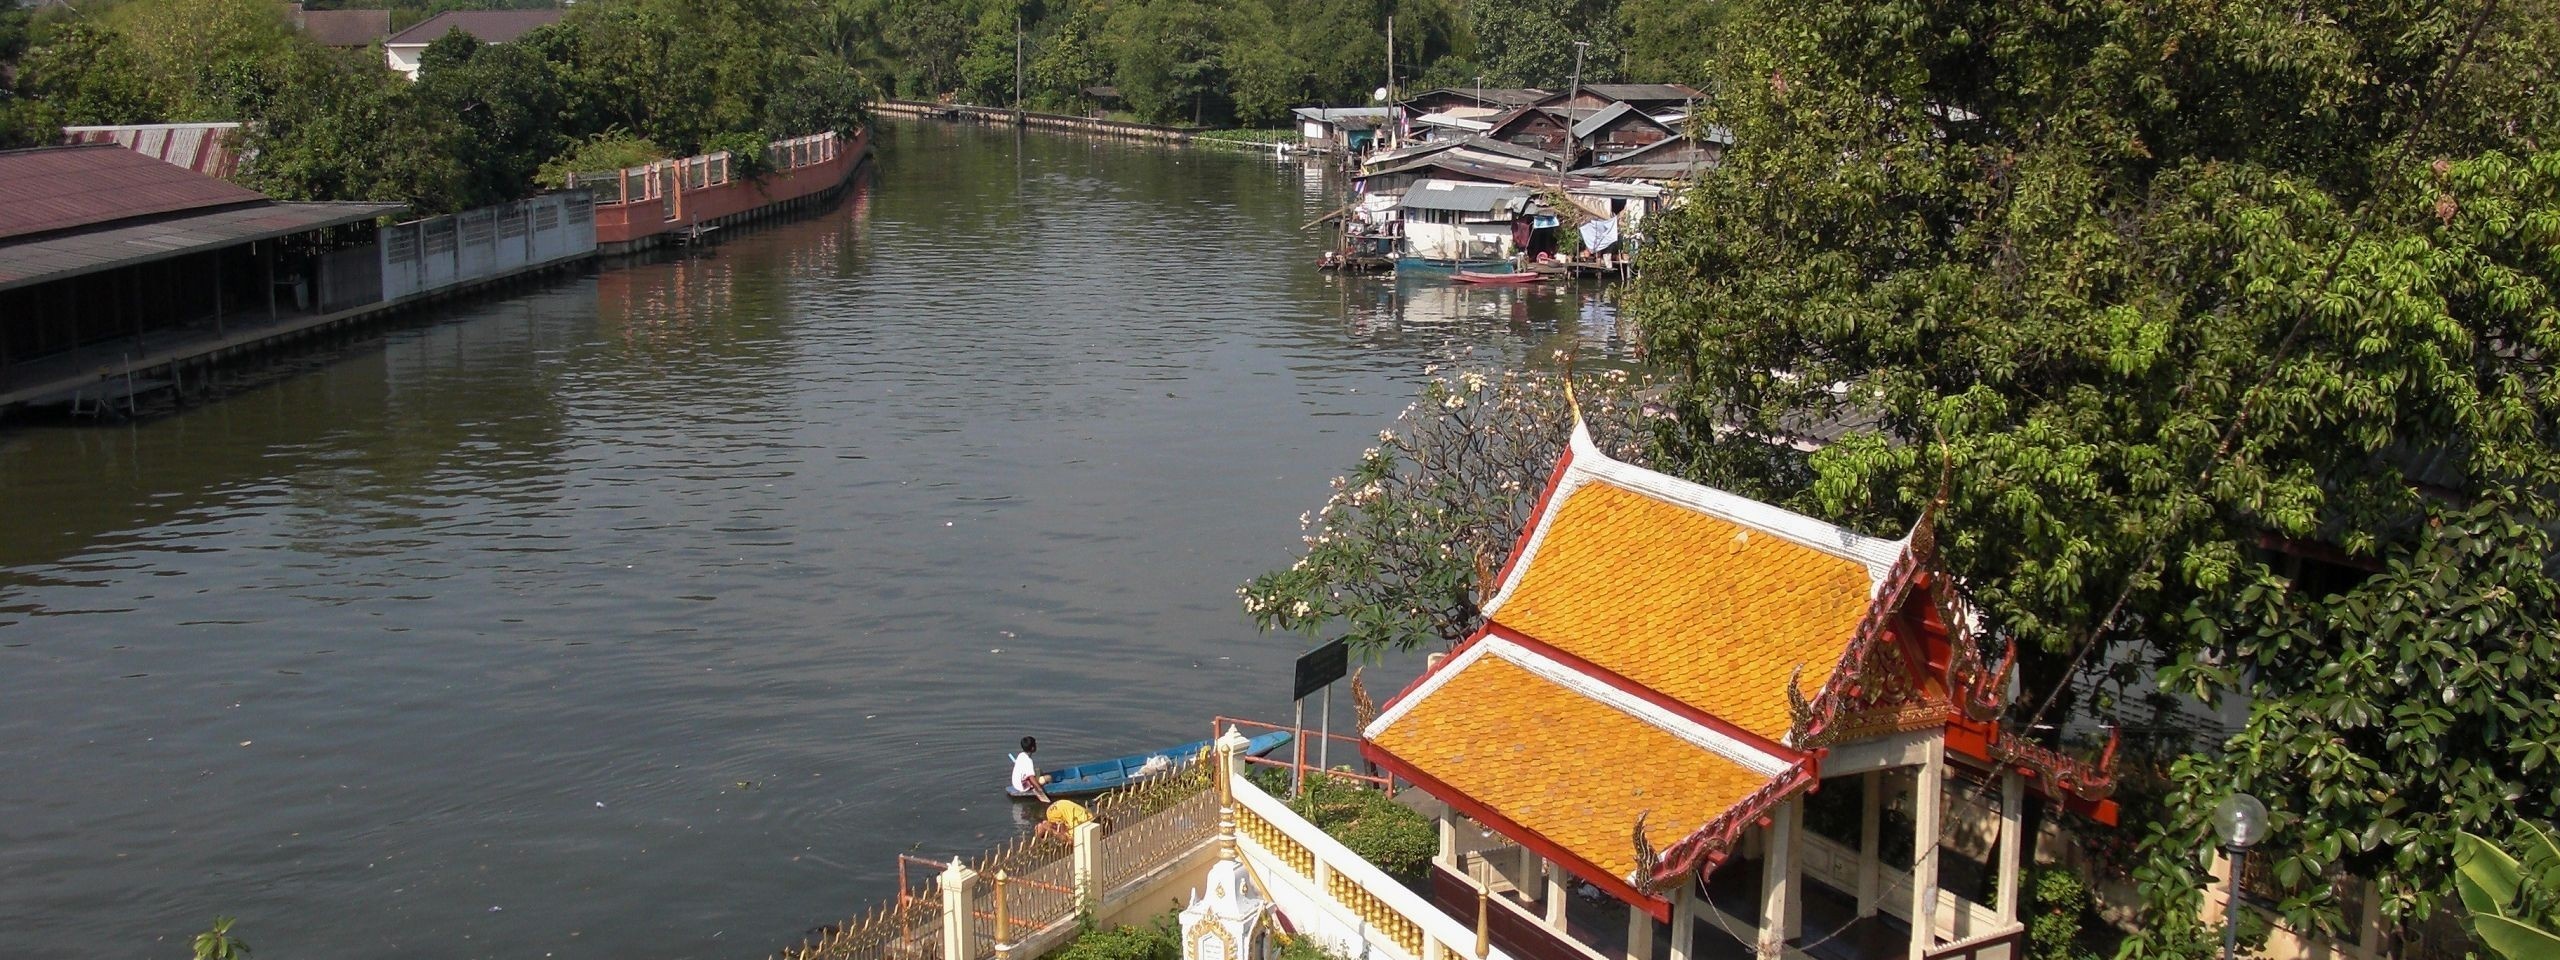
xmin=992 ymin=869 xmax=1012 ymax=960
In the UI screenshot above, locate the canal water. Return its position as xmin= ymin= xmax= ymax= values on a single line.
xmin=0 ymin=121 xmax=1634 ymax=960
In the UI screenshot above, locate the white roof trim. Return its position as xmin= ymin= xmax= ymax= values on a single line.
xmin=1365 ymin=635 xmax=1791 ymax=777
xmin=1480 ymin=422 xmax=1906 ymax=623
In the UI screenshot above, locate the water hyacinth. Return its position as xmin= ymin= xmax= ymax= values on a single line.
xmin=1237 ymin=364 xmax=1655 ymax=656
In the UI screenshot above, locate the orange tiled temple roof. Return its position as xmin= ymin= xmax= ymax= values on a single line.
xmin=1369 ymin=653 xmax=1771 ymax=878
xmin=1492 ymin=481 xmax=1874 ymax=742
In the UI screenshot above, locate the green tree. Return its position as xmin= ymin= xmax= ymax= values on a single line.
xmin=11 ymin=23 xmax=168 ymax=129
xmin=1240 ymin=367 xmax=1654 ymax=656
xmin=959 ymin=6 xmax=1021 ymax=106
xmin=1110 ymin=0 xmax=1228 ymax=125
xmin=1613 ymin=0 xmax=1721 ymax=86
xmin=1465 ymin=0 xmax=1619 ymax=89
xmin=1024 ymin=2 xmax=1110 ymax=111
xmin=1627 ymin=0 xmax=2560 ymax=945
xmin=416 ymin=38 xmax=575 ymax=208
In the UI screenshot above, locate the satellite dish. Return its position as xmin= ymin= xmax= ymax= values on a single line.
xmin=1372 ymin=87 xmax=1389 ymax=102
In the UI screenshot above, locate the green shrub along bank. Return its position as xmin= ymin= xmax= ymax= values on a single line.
xmin=1055 ymin=916 xmax=1183 ymax=960
xmin=1248 ymin=768 xmax=1437 ymax=885
xmin=0 ymin=0 xmax=874 ymax=215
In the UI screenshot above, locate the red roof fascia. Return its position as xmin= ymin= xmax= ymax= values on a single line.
xmin=1488 ymin=624 xmax=1805 ymax=763
xmin=1640 ymin=758 xmax=1821 ymax=890
xmin=1360 ymin=736 xmax=1677 ymax=923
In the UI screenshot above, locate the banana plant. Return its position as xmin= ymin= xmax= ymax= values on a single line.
xmin=2454 ymin=822 xmax=2560 ymax=960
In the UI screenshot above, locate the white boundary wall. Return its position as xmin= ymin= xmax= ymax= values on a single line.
xmin=380 ymin=192 xmax=595 ymax=302
xmin=1231 ymin=775 xmax=1513 ymax=960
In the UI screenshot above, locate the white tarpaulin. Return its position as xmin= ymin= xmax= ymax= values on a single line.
xmin=1579 ymin=217 xmax=1621 ymax=252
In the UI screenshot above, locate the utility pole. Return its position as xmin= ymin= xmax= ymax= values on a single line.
xmin=1566 ymin=39 xmax=1590 ymax=160
xmin=1385 ymin=16 xmax=1396 ymax=148
xmin=1014 ymin=12 xmax=1024 ymax=121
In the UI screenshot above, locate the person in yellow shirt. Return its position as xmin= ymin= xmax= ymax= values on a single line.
xmin=1034 ymin=799 xmax=1095 ymax=841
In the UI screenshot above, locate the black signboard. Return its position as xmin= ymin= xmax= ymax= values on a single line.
xmin=1293 ymin=638 xmax=1349 ymax=701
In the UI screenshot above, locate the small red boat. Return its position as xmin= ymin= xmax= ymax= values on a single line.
xmin=1451 ymin=270 xmax=1548 ymax=285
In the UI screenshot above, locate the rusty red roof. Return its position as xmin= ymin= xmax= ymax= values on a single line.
xmin=0 ymin=144 xmax=267 ymax=242
xmin=385 ymin=9 xmax=565 ymax=45
xmin=299 ymin=8 xmax=391 ymax=46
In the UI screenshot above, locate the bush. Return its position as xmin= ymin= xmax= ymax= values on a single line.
xmin=538 ymin=133 xmax=667 ymax=188
xmin=1289 ymin=772 xmax=1436 ymax=884
xmin=704 ymin=130 xmax=772 ymax=181
xmin=1054 ymin=914 xmax=1180 ymax=960
xmin=2028 ymin=869 xmax=2092 ymax=960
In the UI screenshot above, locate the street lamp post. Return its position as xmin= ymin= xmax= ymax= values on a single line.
xmin=2209 ymin=793 xmax=2270 ymax=960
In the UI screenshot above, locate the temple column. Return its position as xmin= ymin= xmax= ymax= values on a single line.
xmin=1520 ymin=846 xmax=1543 ymax=906
xmin=1627 ymin=901 xmax=1654 ymax=960
xmin=1546 ymin=860 xmax=1569 ymax=929
xmin=1996 ymin=772 xmax=2024 ymax=927
xmin=1908 ymin=741 xmax=1945 ymax=960
xmin=1758 ymin=806 xmax=1795 ymax=960
xmin=1439 ymin=808 xmax=1460 ymax=871
xmin=1857 ymin=771 xmax=1883 ymax=917
xmin=1668 ymin=880 xmax=1696 ymax=960
xmin=1781 ymin=799 xmax=1804 ymax=940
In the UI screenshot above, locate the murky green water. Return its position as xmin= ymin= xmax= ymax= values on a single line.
xmin=0 ymin=121 xmax=1632 ymax=960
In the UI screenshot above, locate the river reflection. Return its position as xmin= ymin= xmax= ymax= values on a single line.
xmin=0 ymin=120 xmax=1630 ymax=960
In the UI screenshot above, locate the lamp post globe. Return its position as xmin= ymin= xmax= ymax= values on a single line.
xmin=2212 ymin=793 xmax=2269 ymax=850
xmin=2209 ymin=793 xmax=2268 ymax=960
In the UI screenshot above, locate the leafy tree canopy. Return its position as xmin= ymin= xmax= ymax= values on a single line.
xmin=1628 ymin=0 xmax=2560 ymax=945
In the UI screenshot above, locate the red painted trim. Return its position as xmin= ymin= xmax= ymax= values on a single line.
xmin=1487 ymin=626 xmax=1804 ymax=762
xmin=1362 ymin=740 xmax=1674 ymax=923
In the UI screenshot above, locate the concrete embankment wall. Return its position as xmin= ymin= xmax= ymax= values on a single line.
xmin=875 ymin=99 xmax=1201 ymax=144
xmin=2 ymin=130 xmax=879 ymax=420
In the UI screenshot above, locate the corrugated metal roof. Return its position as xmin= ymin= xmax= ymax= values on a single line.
xmin=0 ymin=200 xmax=402 ymax=292
xmin=1571 ymin=101 xmax=1673 ymax=140
xmin=1398 ymin=179 xmax=1531 ymax=213
xmin=1579 ymin=83 xmax=1704 ymax=104
xmin=386 ymin=9 xmax=565 ymax=45
xmin=0 ymin=144 xmax=266 ymax=241
xmin=61 ymin=123 xmax=249 ymax=180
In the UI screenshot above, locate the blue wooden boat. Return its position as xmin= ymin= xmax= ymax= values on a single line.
xmin=1023 ymin=731 xmax=1295 ymax=799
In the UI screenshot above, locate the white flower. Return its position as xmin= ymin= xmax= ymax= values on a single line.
xmin=1378 ymin=429 xmax=1397 ymax=443
xmin=1461 ymin=372 xmax=1487 ymax=392
xmin=1442 ymin=394 xmax=1466 ymax=410
xmin=1290 ymin=601 xmax=1314 ymax=618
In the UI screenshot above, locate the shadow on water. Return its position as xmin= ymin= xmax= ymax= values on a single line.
xmin=0 ymin=119 xmax=1631 ymax=960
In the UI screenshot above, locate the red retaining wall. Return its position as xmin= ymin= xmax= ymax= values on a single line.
xmin=592 ymin=128 xmax=872 ymax=248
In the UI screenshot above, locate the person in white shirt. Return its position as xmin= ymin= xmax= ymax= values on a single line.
xmin=1010 ymin=736 xmax=1052 ymax=802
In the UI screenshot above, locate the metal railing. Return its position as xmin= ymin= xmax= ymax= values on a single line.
xmin=571 ymin=132 xmax=847 ymax=206
xmin=778 ymin=757 xmax=1219 ymax=960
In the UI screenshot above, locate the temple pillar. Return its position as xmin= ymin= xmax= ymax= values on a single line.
xmin=1757 ymin=808 xmax=1794 ymax=960
xmin=1626 ymin=899 xmax=1654 ymax=960
xmin=1857 ymin=770 xmax=1882 ymax=917
xmin=1996 ymin=772 xmax=2024 ymax=926
xmin=1781 ymin=799 xmax=1804 ymax=940
xmin=1519 ymin=847 xmax=1542 ymax=905
xmin=1438 ymin=808 xmax=1460 ymax=871
xmin=1668 ymin=880 xmax=1696 ymax=960
xmin=1546 ymin=860 xmax=1569 ymax=929
xmin=1908 ymin=741 xmax=1945 ymax=960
